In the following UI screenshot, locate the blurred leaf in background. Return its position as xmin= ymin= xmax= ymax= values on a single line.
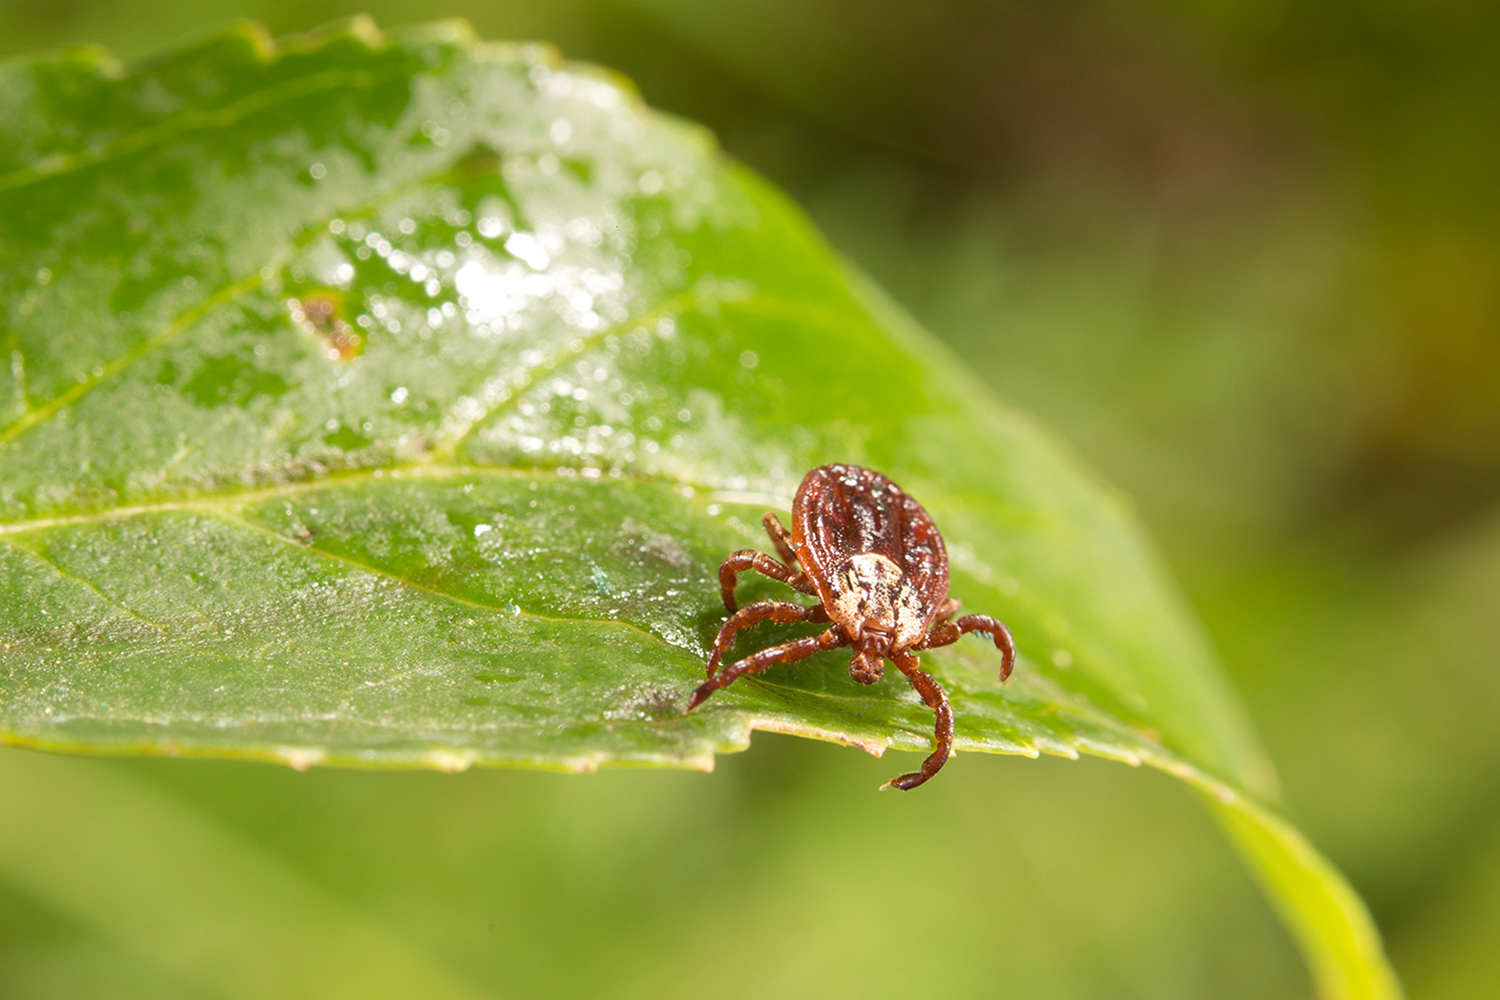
xmin=0 ymin=1 xmax=1495 ymax=998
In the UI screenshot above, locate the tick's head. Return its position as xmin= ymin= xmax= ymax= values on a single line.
xmin=828 ymin=552 xmax=929 ymax=650
xmin=849 ymin=632 xmax=889 ymax=684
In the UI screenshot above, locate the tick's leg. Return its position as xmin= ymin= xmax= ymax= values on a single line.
xmin=762 ymin=512 xmax=799 ymax=566
xmin=885 ymin=651 xmax=954 ymax=791
xmin=688 ymin=627 xmax=849 ymax=710
xmin=919 ymin=622 xmax=961 ymax=649
xmin=706 ymin=600 xmax=829 ymax=678
xmin=917 ymin=613 xmax=1016 ymax=681
xmin=719 ymin=549 xmax=817 ymax=613
xmin=955 ymin=614 xmax=1016 ymax=681
xmin=934 ymin=597 xmax=961 ymax=624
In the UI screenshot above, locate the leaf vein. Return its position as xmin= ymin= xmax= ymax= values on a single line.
xmin=0 ymin=169 xmax=457 ymax=446
xmin=0 ymin=536 xmax=169 ymax=630
xmin=422 ymin=288 xmax=704 ymax=463
xmin=0 ymin=67 xmax=381 ymax=194
xmin=201 ymin=506 xmax=698 ymax=654
xmin=0 ymin=270 xmax=267 ymax=445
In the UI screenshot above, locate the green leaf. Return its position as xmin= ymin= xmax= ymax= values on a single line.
xmin=0 ymin=18 xmax=1398 ymax=998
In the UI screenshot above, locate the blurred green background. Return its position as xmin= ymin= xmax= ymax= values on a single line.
xmin=2 ymin=2 xmax=1497 ymax=997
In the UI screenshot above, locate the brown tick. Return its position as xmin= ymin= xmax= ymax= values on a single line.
xmin=686 ymin=464 xmax=1016 ymax=790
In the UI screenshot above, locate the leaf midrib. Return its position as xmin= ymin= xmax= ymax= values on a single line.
xmin=0 ymin=465 xmax=572 ymax=535
xmin=0 ymin=469 xmax=702 ymax=658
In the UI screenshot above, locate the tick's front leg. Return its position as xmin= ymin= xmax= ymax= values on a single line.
xmin=718 ymin=549 xmax=817 ymax=612
xmin=918 ymin=613 xmax=1016 ymax=681
xmin=884 ymin=651 xmax=954 ymax=791
xmin=689 ymin=627 xmax=849 ymax=711
xmin=706 ymin=600 xmax=829 ymax=678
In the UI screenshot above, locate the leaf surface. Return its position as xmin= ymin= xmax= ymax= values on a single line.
xmin=0 ymin=19 xmax=1397 ymax=998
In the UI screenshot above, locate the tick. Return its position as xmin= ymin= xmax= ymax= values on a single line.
xmin=686 ymin=464 xmax=1016 ymax=790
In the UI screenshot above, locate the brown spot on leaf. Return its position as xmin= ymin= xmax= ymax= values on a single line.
xmin=292 ymin=292 xmax=363 ymax=360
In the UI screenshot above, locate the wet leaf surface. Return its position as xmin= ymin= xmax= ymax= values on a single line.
xmin=0 ymin=19 xmax=1397 ymax=997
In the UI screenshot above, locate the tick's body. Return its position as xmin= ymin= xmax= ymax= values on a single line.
xmin=686 ymin=464 xmax=1015 ymax=790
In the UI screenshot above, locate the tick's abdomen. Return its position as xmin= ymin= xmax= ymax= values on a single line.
xmin=792 ymin=464 xmax=950 ymax=638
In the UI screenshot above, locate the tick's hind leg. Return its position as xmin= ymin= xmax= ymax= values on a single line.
xmin=885 ymin=651 xmax=954 ymax=791
xmin=688 ymin=627 xmax=849 ymax=711
xmin=706 ymin=600 xmax=829 ymax=678
xmin=918 ymin=613 xmax=1016 ymax=681
xmin=719 ymin=548 xmax=816 ymax=613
